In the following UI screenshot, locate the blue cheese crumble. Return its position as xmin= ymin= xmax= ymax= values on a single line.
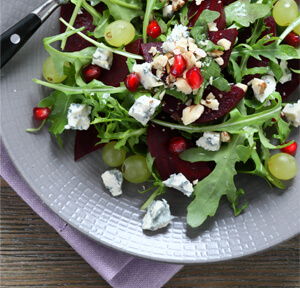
xmin=101 ymin=169 xmax=123 ymax=196
xmin=196 ymin=131 xmax=221 ymax=151
xmin=132 ymin=62 xmax=164 ymax=89
xmin=128 ymin=95 xmax=161 ymax=126
xmin=92 ymin=47 xmax=113 ymax=70
xmin=64 ymin=103 xmax=91 ymax=130
xmin=142 ymin=199 xmax=173 ymax=231
xmin=162 ymin=173 xmax=194 ymax=197
xmin=162 ymin=24 xmax=190 ymax=53
xmin=282 ymin=100 xmax=300 ymax=128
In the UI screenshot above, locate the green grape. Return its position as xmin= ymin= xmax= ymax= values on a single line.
xmin=104 ymin=20 xmax=135 ymax=47
xmin=273 ymin=0 xmax=298 ymax=26
xmin=122 ymin=155 xmax=151 ymax=183
xmin=268 ymin=153 xmax=298 ymax=180
xmin=102 ymin=141 xmax=127 ymax=167
xmin=293 ymin=24 xmax=300 ymax=35
xmin=42 ymin=57 xmax=67 ymax=83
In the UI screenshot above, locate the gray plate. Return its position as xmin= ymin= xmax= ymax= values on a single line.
xmin=1 ymin=0 xmax=299 ymax=264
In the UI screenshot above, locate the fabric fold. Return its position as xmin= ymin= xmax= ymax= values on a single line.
xmin=0 ymin=141 xmax=183 ymax=288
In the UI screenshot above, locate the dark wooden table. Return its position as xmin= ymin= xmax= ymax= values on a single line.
xmin=1 ymin=177 xmax=299 ymax=287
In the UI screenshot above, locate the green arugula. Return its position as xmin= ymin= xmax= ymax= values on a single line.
xmin=225 ymin=0 xmax=271 ymax=28
xmin=180 ymin=133 xmax=248 ymax=227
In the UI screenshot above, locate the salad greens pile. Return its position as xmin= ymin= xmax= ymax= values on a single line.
xmin=30 ymin=0 xmax=300 ymax=229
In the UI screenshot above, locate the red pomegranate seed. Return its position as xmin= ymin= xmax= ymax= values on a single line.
xmin=170 ymin=54 xmax=186 ymax=77
xmin=285 ymin=32 xmax=300 ymax=48
xmin=169 ymin=137 xmax=187 ymax=154
xmin=82 ymin=64 xmax=101 ymax=83
xmin=125 ymin=72 xmax=140 ymax=92
xmin=33 ymin=107 xmax=50 ymax=120
xmin=147 ymin=20 xmax=161 ymax=38
xmin=280 ymin=141 xmax=297 ymax=156
xmin=186 ymin=67 xmax=203 ymax=89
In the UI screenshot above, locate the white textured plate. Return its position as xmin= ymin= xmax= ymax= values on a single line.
xmin=1 ymin=0 xmax=299 ymax=264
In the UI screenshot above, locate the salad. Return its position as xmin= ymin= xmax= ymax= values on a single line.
xmin=28 ymin=0 xmax=300 ymax=231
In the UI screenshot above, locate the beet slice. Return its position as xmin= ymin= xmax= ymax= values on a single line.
xmin=276 ymin=59 xmax=300 ymax=101
xmin=195 ymin=84 xmax=246 ymax=123
xmin=141 ymin=42 xmax=163 ymax=63
xmin=161 ymin=84 xmax=246 ymax=123
xmin=147 ymin=123 xmax=212 ymax=182
xmin=187 ymin=0 xmax=226 ymax=29
xmin=74 ymin=125 xmax=104 ymax=161
xmin=99 ymin=38 xmax=143 ymax=87
xmin=60 ymin=3 xmax=103 ymax=52
xmin=208 ymin=28 xmax=238 ymax=70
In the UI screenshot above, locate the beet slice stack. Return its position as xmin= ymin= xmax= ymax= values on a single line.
xmin=147 ymin=123 xmax=212 ymax=182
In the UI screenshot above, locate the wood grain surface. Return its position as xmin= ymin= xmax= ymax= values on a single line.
xmin=1 ymin=177 xmax=299 ymax=287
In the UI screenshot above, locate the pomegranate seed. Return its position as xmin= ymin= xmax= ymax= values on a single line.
xmin=147 ymin=20 xmax=161 ymax=38
xmin=82 ymin=64 xmax=101 ymax=83
xmin=33 ymin=107 xmax=50 ymax=120
xmin=280 ymin=141 xmax=297 ymax=156
xmin=169 ymin=137 xmax=187 ymax=154
xmin=285 ymin=32 xmax=300 ymax=48
xmin=170 ymin=54 xmax=186 ymax=77
xmin=125 ymin=72 xmax=140 ymax=92
xmin=186 ymin=67 xmax=203 ymax=89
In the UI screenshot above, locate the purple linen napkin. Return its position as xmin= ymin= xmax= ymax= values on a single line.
xmin=0 ymin=141 xmax=183 ymax=288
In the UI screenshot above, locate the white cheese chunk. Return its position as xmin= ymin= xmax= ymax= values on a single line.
xmin=162 ymin=173 xmax=194 ymax=197
xmin=200 ymin=92 xmax=219 ymax=110
xmin=181 ymin=104 xmax=204 ymax=125
xmin=217 ymin=38 xmax=231 ymax=51
xmin=142 ymin=199 xmax=173 ymax=231
xmin=128 ymin=95 xmax=161 ymax=125
xmin=252 ymin=75 xmax=276 ymax=103
xmin=162 ymin=24 xmax=190 ymax=53
xmin=236 ymin=83 xmax=248 ymax=93
xmin=208 ymin=22 xmax=218 ymax=32
xmin=64 ymin=103 xmax=91 ymax=130
xmin=196 ymin=131 xmax=221 ymax=151
xmin=132 ymin=62 xmax=164 ymax=89
xmin=92 ymin=48 xmax=113 ymax=70
xmin=162 ymin=4 xmax=174 ymax=18
xmin=175 ymin=78 xmax=193 ymax=95
xmin=101 ymin=169 xmax=123 ymax=197
xmin=282 ymin=100 xmax=300 ymax=128
xmin=279 ymin=60 xmax=292 ymax=84
xmin=214 ymin=57 xmax=224 ymax=66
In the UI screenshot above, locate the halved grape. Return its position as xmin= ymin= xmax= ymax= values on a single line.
xmin=122 ymin=155 xmax=151 ymax=183
xmin=104 ymin=20 xmax=135 ymax=47
xmin=42 ymin=57 xmax=67 ymax=83
xmin=294 ymin=24 xmax=300 ymax=36
xmin=102 ymin=141 xmax=127 ymax=167
xmin=268 ymin=153 xmax=298 ymax=180
xmin=273 ymin=0 xmax=298 ymax=26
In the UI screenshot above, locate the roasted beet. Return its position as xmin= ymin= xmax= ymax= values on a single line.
xmin=60 ymin=3 xmax=103 ymax=52
xmin=74 ymin=125 xmax=104 ymax=161
xmin=141 ymin=42 xmax=163 ymax=63
xmin=99 ymin=38 xmax=143 ymax=87
xmin=162 ymin=84 xmax=246 ymax=123
xmin=195 ymin=84 xmax=246 ymax=123
xmin=147 ymin=123 xmax=212 ymax=182
xmin=187 ymin=0 xmax=226 ymax=29
xmin=276 ymin=59 xmax=300 ymax=101
xmin=208 ymin=28 xmax=238 ymax=70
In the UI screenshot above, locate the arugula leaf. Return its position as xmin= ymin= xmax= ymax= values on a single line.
xmin=100 ymin=0 xmax=143 ymax=22
xmin=180 ymin=134 xmax=248 ymax=227
xmin=225 ymin=0 xmax=271 ymax=27
xmin=39 ymin=90 xmax=84 ymax=135
xmin=93 ymin=10 xmax=111 ymax=38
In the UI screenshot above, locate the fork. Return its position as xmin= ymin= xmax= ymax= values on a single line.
xmin=0 ymin=0 xmax=69 ymax=69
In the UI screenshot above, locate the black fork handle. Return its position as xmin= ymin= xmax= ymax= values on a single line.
xmin=0 ymin=14 xmax=42 ymax=69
